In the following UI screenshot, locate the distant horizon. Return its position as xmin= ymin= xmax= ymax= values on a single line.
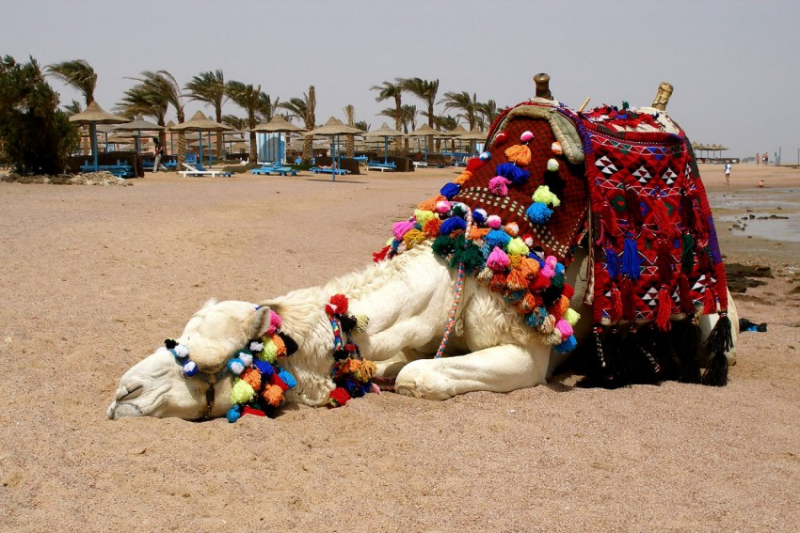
xmin=3 ymin=0 xmax=798 ymax=160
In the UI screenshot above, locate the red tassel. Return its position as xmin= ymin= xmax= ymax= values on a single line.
xmin=626 ymin=188 xmax=642 ymax=227
xmin=656 ymin=239 xmax=674 ymax=284
xmin=697 ymin=247 xmax=711 ymax=270
xmin=242 ymin=406 xmax=266 ymax=417
xmin=465 ymin=158 xmax=483 ymax=172
xmin=373 ymin=245 xmax=391 ymax=263
xmin=678 ymin=275 xmax=694 ymax=314
xmin=270 ymin=373 xmax=289 ymax=392
xmin=602 ymin=203 xmax=620 ymax=238
xmin=528 ymin=272 xmax=551 ymax=292
xmin=650 ymin=195 xmax=673 ymax=238
xmin=562 ymin=283 xmax=575 ymax=300
xmin=655 ymin=287 xmax=672 ymax=331
xmin=326 ymin=294 xmax=349 ymax=315
xmin=609 ymin=286 xmax=623 ymax=322
xmin=681 ymin=192 xmax=696 ymax=230
xmin=621 ymin=277 xmax=636 ymax=320
xmin=703 ymin=287 xmax=717 ymax=315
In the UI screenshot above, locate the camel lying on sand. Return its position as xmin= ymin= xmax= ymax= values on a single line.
xmin=107 ymin=245 xmax=737 ymax=420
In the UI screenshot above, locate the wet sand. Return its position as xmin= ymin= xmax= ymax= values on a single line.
xmin=1 ymin=163 xmax=798 ymax=531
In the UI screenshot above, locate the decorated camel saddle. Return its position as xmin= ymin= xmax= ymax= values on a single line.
xmin=108 ymin=75 xmax=736 ymax=422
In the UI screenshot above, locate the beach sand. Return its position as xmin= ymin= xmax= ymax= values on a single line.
xmin=1 ymin=163 xmax=798 ymax=531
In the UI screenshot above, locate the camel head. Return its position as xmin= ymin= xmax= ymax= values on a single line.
xmin=107 ymin=298 xmax=274 ymax=420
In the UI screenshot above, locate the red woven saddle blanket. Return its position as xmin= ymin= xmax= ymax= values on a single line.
xmin=575 ymin=114 xmax=728 ymax=327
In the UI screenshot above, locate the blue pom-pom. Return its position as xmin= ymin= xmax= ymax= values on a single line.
xmin=555 ymin=335 xmax=578 ymax=353
xmin=555 ymin=263 xmax=565 ymax=275
xmin=472 ymin=208 xmax=487 ymax=225
xmin=526 ymin=307 xmax=547 ymax=328
xmin=226 ymin=406 xmax=242 ymax=423
xmin=227 ymin=358 xmax=245 ymax=376
xmin=485 ymin=229 xmax=511 ymax=249
xmin=479 ymin=151 xmax=491 ymax=161
xmin=495 ymin=162 xmax=531 ymax=186
xmin=253 ymin=359 xmax=274 ymax=377
xmin=278 ymin=368 xmax=297 ymax=389
xmin=526 ymin=202 xmax=553 ymax=224
xmin=182 ymin=360 xmax=198 ymax=377
xmin=440 ymin=182 xmax=461 ymax=199
xmin=440 ymin=216 xmax=467 ymax=235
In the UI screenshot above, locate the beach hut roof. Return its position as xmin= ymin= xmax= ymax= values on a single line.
xmin=169 ymin=111 xmax=233 ymax=131
xmin=459 ymin=127 xmax=488 ymax=141
xmin=445 ymin=124 xmax=468 ymax=136
xmin=409 ymin=123 xmax=438 ymax=137
xmin=365 ymin=122 xmax=403 ymax=138
xmin=251 ymin=114 xmax=305 ymax=133
xmin=113 ymin=115 xmax=164 ymax=132
xmin=68 ymin=101 xmax=131 ymax=125
xmin=305 ymin=116 xmax=362 ymax=136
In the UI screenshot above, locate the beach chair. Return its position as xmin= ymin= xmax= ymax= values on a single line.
xmin=310 ymin=166 xmax=350 ymax=176
xmin=367 ymin=161 xmax=397 ymax=172
xmin=179 ymin=163 xmax=232 ymax=178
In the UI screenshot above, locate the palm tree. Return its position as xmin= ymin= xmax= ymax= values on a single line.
xmin=440 ymin=91 xmax=482 ymax=152
xmin=343 ymin=104 xmax=356 ymax=158
xmin=477 ymin=99 xmax=499 ymax=130
xmin=222 ymin=114 xmax=247 ymax=131
xmin=257 ymin=93 xmax=279 ymax=123
xmin=225 ymin=81 xmax=263 ymax=163
xmin=401 ymin=77 xmax=438 ymax=152
xmin=433 ymin=114 xmax=458 ymax=151
xmin=128 ymin=70 xmax=186 ymax=166
xmin=115 ymin=83 xmax=170 ymax=148
xmin=185 ymin=70 xmax=225 ymax=160
xmin=278 ymin=85 xmax=315 ymax=164
xmin=381 ymin=105 xmax=416 ymax=152
xmin=354 ymin=120 xmax=370 ymax=133
xmin=63 ymin=100 xmax=82 ymax=116
xmin=370 ymin=80 xmax=403 ymax=155
xmin=46 ymin=59 xmax=97 ymax=155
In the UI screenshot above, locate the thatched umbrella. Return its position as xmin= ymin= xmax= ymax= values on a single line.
xmin=445 ymin=124 xmax=469 ymax=153
xmin=169 ymin=111 xmax=233 ymax=168
xmin=459 ymin=127 xmax=488 ymax=154
xmin=252 ymin=115 xmax=305 ymax=164
xmin=113 ymin=115 xmax=164 ymax=155
xmin=305 ymin=117 xmax=362 ymax=180
xmin=410 ymin=124 xmax=439 ymax=164
xmin=68 ymin=101 xmax=131 ymax=171
xmin=365 ymin=123 xmax=403 ymax=165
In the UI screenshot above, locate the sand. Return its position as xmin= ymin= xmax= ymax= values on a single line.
xmin=1 ymin=163 xmax=798 ymax=532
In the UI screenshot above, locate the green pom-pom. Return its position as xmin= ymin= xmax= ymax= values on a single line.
xmin=551 ymin=271 xmax=564 ymax=289
xmin=622 ymin=100 xmax=629 ymax=110
xmin=230 ymin=379 xmax=255 ymax=404
xmin=532 ymin=185 xmax=561 ymax=207
xmin=414 ymin=209 xmax=436 ymax=226
xmin=450 ymin=237 xmax=485 ymax=274
xmin=451 ymin=203 xmax=469 ymax=218
xmin=432 ymin=234 xmax=456 ymax=258
xmin=354 ymin=315 xmax=369 ymax=333
xmin=258 ymin=338 xmax=278 ymax=363
xmin=506 ymin=237 xmax=530 ymax=256
xmin=564 ymin=308 xmax=580 ymax=326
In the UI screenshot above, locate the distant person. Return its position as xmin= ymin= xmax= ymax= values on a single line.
xmin=756 ymin=152 xmax=760 ymax=165
xmin=763 ymin=152 xmax=768 ymax=166
xmin=758 ymin=179 xmax=765 ymax=188
xmin=724 ymin=162 xmax=731 ymax=185
xmin=152 ymin=140 xmax=166 ymax=173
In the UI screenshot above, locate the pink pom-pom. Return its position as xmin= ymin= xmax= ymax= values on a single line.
xmin=266 ymin=310 xmax=283 ymax=335
xmin=487 ymin=215 xmax=502 ymax=229
xmin=488 ymin=176 xmax=510 ymax=196
xmin=486 ymin=247 xmax=510 ymax=271
xmin=555 ymin=319 xmax=573 ymax=339
xmin=520 ymin=131 xmax=534 ymax=143
xmin=541 ymin=256 xmax=557 ymax=278
xmin=505 ymin=222 xmax=519 ymax=237
xmin=392 ymin=220 xmax=416 ymax=240
xmin=435 ymin=200 xmax=451 ymax=214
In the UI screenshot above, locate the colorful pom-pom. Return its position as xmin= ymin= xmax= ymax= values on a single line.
xmin=505 ymin=222 xmax=519 ymax=237
xmin=182 ymin=360 xmax=198 ymax=377
xmin=466 ymin=158 xmax=483 ymax=172
xmin=520 ymin=130 xmax=534 ymax=143
xmin=532 ymin=185 xmax=561 ymax=207
xmin=487 ymin=247 xmax=511 ymax=271
xmin=173 ymin=344 xmax=189 ymax=359
xmin=249 ymin=341 xmax=264 ymax=353
xmin=260 ymin=339 xmax=278 ymax=363
xmin=227 ymin=358 xmax=245 ymax=376
xmin=440 ymin=182 xmax=460 ymax=199
xmin=555 ymin=319 xmax=574 ymax=339
xmin=472 ymin=208 xmax=487 ymax=225
xmin=488 ymin=176 xmax=510 ymax=196
xmin=564 ymin=308 xmax=580 ymax=326
xmin=226 ymin=406 xmax=242 ymax=423
xmin=262 ymin=384 xmax=284 ymax=406
xmin=231 ymin=379 xmax=256 ymax=404
xmin=487 ymin=215 xmax=502 ymax=229
xmin=526 ymin=202 xmax=553 ymax=224
xmin=440 ymin=216 xmax=467 ymax=235
xmin=326 ymin=294 xmax=349 ymax=316
xmin=555 ymin=335 xmax=578 ymax=353
xmin=551 ymin=141 xmax=562 ymax=155
xmin=414 ymin=209 xmax=436 ymax=226
xmin=494 ymin=131 xmax=508 ymax=145
xmin=522 ymin=234 xmax=534 ymax=248
xmin=505 ymin=144 xmax=532 ymax=166
xmin=547 ymin=158 xmax=559 ymax=172
xmin=253 ymin=359 xmax=274 ymax=377
xmin=479 ymin=151 xmax=491 ymax=161
xmin=392 ymin=220 xmax=416 ymax=241
xmin=241 ymin=366 xmax=262 ymax=390
xmin=485 ymin=229 xmax=511 ymax=249
xmin=329 ymin=387 xmax=351 ymax=407
xmin=495 ymin=162 xmax=530 ymax=186
xmin=266 ymin=310 xmax=283 ymax=335
xmin=542 ymin=256 xmax=557 ymax=278
xmin=506 ymin=237 xmax=530 ymax=256
xmin=436 ymin=200 xmax=451 ymax=214
xmin=278 ymin=368 xmax=297 ymax=389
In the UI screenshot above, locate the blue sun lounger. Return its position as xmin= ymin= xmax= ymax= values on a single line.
xmin=310 ymin=166 xmax=350 ymax=175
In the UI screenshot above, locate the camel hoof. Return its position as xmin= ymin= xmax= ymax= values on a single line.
xmin=395 ymin=361 xmax=454 ymax=401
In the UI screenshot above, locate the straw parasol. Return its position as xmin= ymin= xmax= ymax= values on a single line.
xmin=305 ymin=117 xmax=362 ymax=180
xmin=170 ymin=111 xmax=232 ymax=167
xmin=459 ymin=127 xmax=488 ymax=154
xmin=365 ymin=123 xmax=403 ymax=165
xmin=252 ymin=115 xmax=305 ymax=164
xmin=409 ymin=124 xmax=439 ymax=164
xmin=113 ymin=115 xmax=164 ymax=155
xmin=68 ymin=101 xmax=131 ymax=171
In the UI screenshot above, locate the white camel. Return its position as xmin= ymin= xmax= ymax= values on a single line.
xmin=107 ymin=244 xmax=737 ymax=420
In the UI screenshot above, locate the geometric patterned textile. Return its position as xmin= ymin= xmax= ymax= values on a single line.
xmin=568 ymin=108 xmax=729 ymax=327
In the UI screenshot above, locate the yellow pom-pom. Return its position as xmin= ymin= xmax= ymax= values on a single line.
xmin=532 ymin=185 xmax=561 ymax=207
xmin=565 ymin=308 xmax=580 ymax=326
xmin=505 ymin=144 xmax=532 ymax=166
xmin=231 ymin=379 xmax=256 ymax=404
xmin=507 ymin=237 xmax=530 ymax=257
xmin=403 ymin=229 xmax=427 ymax=249
xmin=414 ymin=209 xmax=436 ymax=227
xmin=354 ymin=315 xmax=369 ymax=333
xmin=259 ymin=338 xmax=278 ymax=363
xmin=358 ymin=360 xmax=376 ymax=382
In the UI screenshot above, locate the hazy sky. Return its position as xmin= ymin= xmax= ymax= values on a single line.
xmin=3 ymin=0 xmax=798 ymax=159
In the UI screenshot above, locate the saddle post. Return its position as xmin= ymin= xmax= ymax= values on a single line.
xmin=651 ymin=81 xmax=674 ymax=111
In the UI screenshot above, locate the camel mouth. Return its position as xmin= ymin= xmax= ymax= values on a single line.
xmin=107 ymin=401 xmax=142 ymax=420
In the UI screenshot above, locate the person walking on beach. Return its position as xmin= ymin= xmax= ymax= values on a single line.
xmin=724 ymin=162 xmax=731 ymax=185
xmin=152 ymin=139 xmax=166 ymax=173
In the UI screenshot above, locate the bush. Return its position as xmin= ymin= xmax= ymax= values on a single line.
xmin=0 ymin=55 xmax=79 ymax=175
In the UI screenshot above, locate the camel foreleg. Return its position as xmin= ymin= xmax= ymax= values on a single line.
xmin=394 ymin=343 xmax=551 ymax=400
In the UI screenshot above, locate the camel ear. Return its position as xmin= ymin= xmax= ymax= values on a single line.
xmin=200 ymin=297 xmax=219 ymax=311
xmin=244 ymin=306 xmax=271 ymax=340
